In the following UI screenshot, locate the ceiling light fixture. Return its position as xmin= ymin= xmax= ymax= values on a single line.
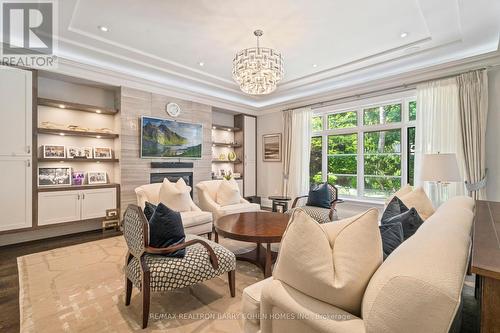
xmin=59 ymin=104 xmax=65 ymax=109
xmin=98 ymin=25 xmax=109 ymax=32
xmin=400 ymin=32 xmax=408 ymax=38
xmin=96 ymin=109 xmax=101 ymax=114
xmin=312 ymin=64 xmax=318 ymax=68
xmin=198 ymin=61 xmax=204 ymax=67
xmin=232 ymin=29 xmax=284 ymax=95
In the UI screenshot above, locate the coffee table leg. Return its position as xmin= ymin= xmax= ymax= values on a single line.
xmin=264 ymin=243 xmax=272 ymax=278
xmin=256 ymin=242 xmax=261 ymax=260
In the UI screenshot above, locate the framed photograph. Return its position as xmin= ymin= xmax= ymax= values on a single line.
xmin=88 ymin=171 xmax=107 ymax=184
xmin=38 ymin=167 xmax=72 ymax=186
xmin=67 ymin=147 xmax=92 ymax=159
xmin=42 ymin=144 xmax=66 ymax=158
xmin=93 ymin=147 xmax=113 ymax=159
xmin=72 ymin=171 xmax=85 ymax=186
xmin=263 ymin=133 xmax=282 ymax=162
xmin=140 ymin=116 xmax=202 ymax=159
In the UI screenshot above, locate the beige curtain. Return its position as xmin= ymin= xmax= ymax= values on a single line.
xmin=282 ymin=107 xmax=313 ymax=200
xmin=456 ymin=70 xmax=489 ymax=200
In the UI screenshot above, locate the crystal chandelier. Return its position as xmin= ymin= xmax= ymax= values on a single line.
xmin=232 ymin=30 xmax=284 ymax=95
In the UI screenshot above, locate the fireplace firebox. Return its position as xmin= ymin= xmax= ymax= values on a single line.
xmin=150 ymin=172 xmax=194 ymax=198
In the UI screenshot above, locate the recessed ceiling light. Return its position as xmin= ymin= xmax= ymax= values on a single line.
xmin=198 ymin=61 xmax=204 ymax=67
xmin=98 ymin=25 xmax=109 ymax=32
xmin=312 ymin=64 xmax=318 ymax=68
xmin=400 ymin=32 xmax=408 ymax=38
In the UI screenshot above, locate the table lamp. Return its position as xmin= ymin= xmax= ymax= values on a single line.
xmin=421 ymin=153 xmax=461 ymax=205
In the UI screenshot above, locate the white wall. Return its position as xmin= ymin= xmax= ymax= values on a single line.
xmin=486 ymin=68 xmax=500 ymax=201
xmin=257 ymin=112 xmax=283 ymax=207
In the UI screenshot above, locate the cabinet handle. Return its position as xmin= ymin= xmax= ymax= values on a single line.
xmin=26 ymin=160 xmax=30 ymax=167
xmin=82 ymin=193 xmax=85 ymax=200
xmin=77 ymin=194 xmax=80 ymax=200
xmin=26 ymin=145 xmax=31 ymax=154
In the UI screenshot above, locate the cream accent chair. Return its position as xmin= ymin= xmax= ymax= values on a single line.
xmin=195 ymin=180 xmax=261 ymax=221
xmin=134 ymin=183 xmax=213 ymax=237
xmin=242 ymin=196 xmax=475 ymax=333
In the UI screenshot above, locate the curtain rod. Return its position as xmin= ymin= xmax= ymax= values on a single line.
xmin=284 ymin=65 xmax=499 ymax=112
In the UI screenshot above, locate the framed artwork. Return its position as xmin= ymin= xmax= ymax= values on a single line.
xmin=38 ymin=167 xmax=72 ymax=186
xmin=93 ymin=147 xmax=113 ymax=159
xmin=88 ymin=171 xmax=107 ymax=184
xmin=67 ymin=147 xmax=92 ymax=159
xmin=42 ymin=144 xmax=66 ymax=158
xmin=140 ymin=116 xmax=202 ymax=159
xmin=263 ymin=133 xmax=282 ymax=162
xmin=72 ymin=171 xmax=85 ymax=186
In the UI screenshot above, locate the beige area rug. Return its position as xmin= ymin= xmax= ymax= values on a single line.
xmin=18 ymin=236 xmax=266 ymax=333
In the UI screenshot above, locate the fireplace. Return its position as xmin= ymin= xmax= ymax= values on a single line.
xmin=150 ymin=172 xmax=194 ymax=198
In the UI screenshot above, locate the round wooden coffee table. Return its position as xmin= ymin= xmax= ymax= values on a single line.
xmin=214 ymin=211 xmax=289 ymax=278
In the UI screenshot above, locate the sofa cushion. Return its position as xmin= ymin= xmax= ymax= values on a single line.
xmin=361 ymin=196 xmax=474 ymax=333
xmin=273 ymin=208 xmax=382 ymax=316
xmin=382 ymin=197 xmax=424 ymax=240
xmin=143 ymin=201 xmax=157 ymax=221
xmin=148 ymin=203 xmax=186 ymax=257
xmin=385 ymin=184 xmax=413 ymax=206
xmin=379 ymin=222 xmax=404 ymax=259
xmin=180 ymin=211 xmax=212 ymax=228
xmin=159 ymin=178 xmax=192 ymax=212
xmin=399 ymin=187 xmax=435 ymax=220
xmin=306 ymin=182 xmax=331 ymax=209
xmin=216 ymin=179 xmax=241 ymax=206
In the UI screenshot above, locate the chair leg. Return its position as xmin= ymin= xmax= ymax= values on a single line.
xmin=125 ymin=277 xmax=132 ymax=306
xmin=142 ymin=272 xmax=151 ymax=329
xmin=207 ymin=232 xmax=212 ymax=240
xmin=228 ymin=270 xmax=236 ymax=297
xmin=215 ymin=231 xmax=219 ymax=243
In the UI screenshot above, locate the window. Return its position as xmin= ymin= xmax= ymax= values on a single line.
xmin=328 ymin=134 xmax=357 ymax=195
xmin=311 ymin=95 xmax=416 ymax=200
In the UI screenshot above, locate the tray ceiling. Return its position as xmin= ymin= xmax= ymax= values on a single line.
xmin=50 ymin=0 xmax=500 ymax=111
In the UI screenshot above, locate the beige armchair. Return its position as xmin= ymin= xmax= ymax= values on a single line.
xmin=134 ymin=183 xmax=213 ymax=237
xmin=195 ymin=180 xmax=261 ymax=221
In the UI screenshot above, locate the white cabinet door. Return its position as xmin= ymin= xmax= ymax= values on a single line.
xmin=0 ymin=158 xmax=32 ymax=231
xmin=244 ymin=116 xmax=256 ymax=162
xmin=0 ymin=67 xmax=32 ymax=156
xmin=244 ymin=161 xmax=256 ymax=197
xmin=38 ymin=190 xmax=81 ymax=226
xmin=81 ymin=188 xmax=116 ymax=220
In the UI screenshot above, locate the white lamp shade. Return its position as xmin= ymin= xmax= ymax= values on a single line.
xmin=421 ymin=153 xmax=461 ymax=182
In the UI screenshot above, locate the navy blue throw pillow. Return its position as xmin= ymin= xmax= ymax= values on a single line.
xmin=381 ymin=197 xmax=424 ymax=240
xmin=148 ymin=203 xmax=186 ymax=258
xmin=379 ymin=222 xmax=404 ymax=259
xmin=143 ymin=201 xmax=157 ymax=221
xmin=306 ymin=183 xmax=331 ymax=209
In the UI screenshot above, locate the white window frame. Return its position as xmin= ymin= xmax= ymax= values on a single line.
xmin=311 ymin=91 xmax=417 ymax=202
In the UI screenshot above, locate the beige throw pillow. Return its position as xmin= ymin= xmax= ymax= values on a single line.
xmin=385 ymin=183 xmax=413 ymax=205
xmin=216 ymin=179 xmax=241 ymax=206
xmin=400 ymin=186 xmax=435 ymax=220
xmin=158 ymin=178 xmax=192 ymax=212
xmin=273 ymin=208 xmax=382 ymax=316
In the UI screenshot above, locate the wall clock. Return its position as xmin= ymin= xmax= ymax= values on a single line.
xmin=166 ymin=102 xmax=181 ymax=117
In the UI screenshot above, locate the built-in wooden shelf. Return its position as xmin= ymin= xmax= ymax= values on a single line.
xmin=38 ymin=97 xmax=119 ymax=115
xmin=212 ymin=142 xmax=242 ymax=148
xmin=212 ymin=124 xmax=241 ymax=132
xmin=212 ymin=159 xmax=242 ymax=164
xmin=37 ymin=128 xmax=119 ymax=139
xmin=38 ymin=158 xmax=119 ymax=163
xmin=37 ymin=183 xmax=120 ymax=192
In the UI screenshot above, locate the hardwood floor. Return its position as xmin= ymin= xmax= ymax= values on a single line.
xmin=0 ymin=229 xmax=121 ymax=333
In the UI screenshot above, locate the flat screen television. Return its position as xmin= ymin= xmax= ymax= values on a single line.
xmin=140 ymin=116 xmax=203 ymax=159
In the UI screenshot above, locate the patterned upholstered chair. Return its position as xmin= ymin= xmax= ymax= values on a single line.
xmin=286 ymin=184 xmax=343 ymax=224
xmin=123 ymin=205 xmax=236 ymax=328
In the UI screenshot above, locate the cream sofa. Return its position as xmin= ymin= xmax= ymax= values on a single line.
xmin=195 ymin=180 xmax=261 ymax=221
xmin=134 ymin=183 xmax=213 ymax=236
xmin=242 ymin=196 xmax=475 ymax=333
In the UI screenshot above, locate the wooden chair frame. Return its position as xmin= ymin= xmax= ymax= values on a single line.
xmin=291 ymin=183 xmax=344 ymax=221
xmin=123 ymin=205 xmax=235 ymax=329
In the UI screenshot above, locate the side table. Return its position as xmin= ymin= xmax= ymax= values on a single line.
xmin=268 ymin=196 xmax=292 ymax=213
